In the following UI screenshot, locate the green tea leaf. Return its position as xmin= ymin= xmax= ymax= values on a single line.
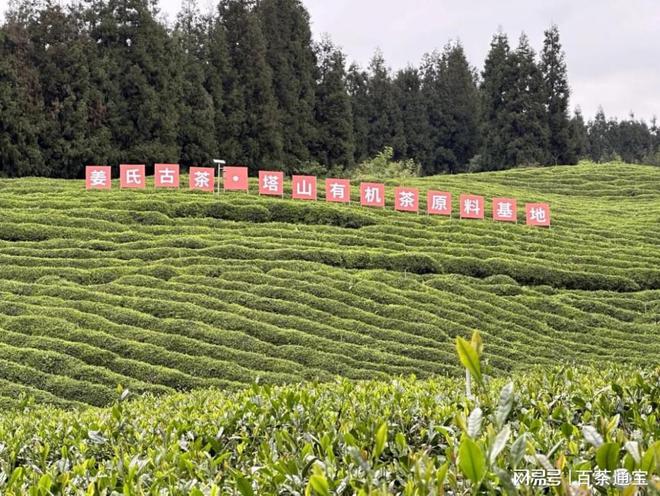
xmin=596 ymin=442 xmax=620 ymax=471
xmin=459 ymin=436 xmax=486 ymax=483
xmin=489 ymin=424 xmax=510 ymax=465
xmin=495 ymin=382 xmax=514 ymax=428
xmin=308 ymin=473 xmax=331 ymax=496
xmin=456 ymin=336 xmax=482 ymax=385
xmin=374 ymin=422 xmax=388 ymax=459
xmin=467 ymin=407 xmax=483 ymax=438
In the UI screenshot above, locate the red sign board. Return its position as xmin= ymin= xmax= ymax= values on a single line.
xmin=427 ymin=191 xmax=451 ymax=215
xmin=86 ymin=165 xmax=111 ymax=190
xmin=291 ymin=175 xmax=317 ymax=200
xmin=119 ymin=164 xmax=146 ymax=189
xmin=325 ymin=179 xmax=351 ymax=203
xmin=154 ymin=163 xmax=180 ymax=188
xmin=189 ymin=167 xmax=215 ymax=192
xmin=394 ymin=187 xmax=419 ymax=212
xmin=526 ymin=203 xmax=551 ymax=227
xmin=223 ymin=166 xmax=249 ymax=191
xmin=360 ymin=182 xmax=385 ymax=207
xmin=492 ymin=197 xmax=517 ymax=222
xmin=259 ymin=170 xmax=284 ymax=196
xmin=459 ymin=194 xmax=484 ymax=219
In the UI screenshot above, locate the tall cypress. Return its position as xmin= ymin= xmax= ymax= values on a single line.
xmin=346 ymin=63 xmax=370 ymax=164
xmin=569 ymin=107 xmax=588 ymax=160
xmin=395 ymin=66 xmax=431 ymax=167
xmin=541 ymin=24 xmax=574 ymax=164
xmin=312 ymin=37 xmax=354 ymax=169
xmin=438 ymin=42 xmax=480 ymax=173
xmin=505 ymin=33 xmax=549 ymax=166
xmin=219 ymin=0 xmax=282 ymax=170
xmin=256 ymin=0 xmax=316 ymax=168
xmin=365 ymin=50 xmax=406 ymax=159
xmin=480 ymin=32 xmax=511 ymax=170
xmin=0 ymin=21 xmax=43 ymax=176
xmin=174 ymin=0 xmax=217 ymax=167
xmin=87 ymin=0 xmax=181 ymax=164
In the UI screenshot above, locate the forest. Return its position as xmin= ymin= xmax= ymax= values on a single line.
xmin=1 ymin=0 xmax=659 ymax=178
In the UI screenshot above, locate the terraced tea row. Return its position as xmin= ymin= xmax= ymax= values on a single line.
xmin=0 ymin=163 xmax=658 ymax=407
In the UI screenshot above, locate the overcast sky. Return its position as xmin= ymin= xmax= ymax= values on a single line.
xmin=2 ymin=0 xmax=658 ymax=122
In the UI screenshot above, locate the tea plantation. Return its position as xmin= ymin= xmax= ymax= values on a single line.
xmin=0 ymin=162 xmax=658 ymax=409
xmin=0 ymin=162 xmax=659 ymax=493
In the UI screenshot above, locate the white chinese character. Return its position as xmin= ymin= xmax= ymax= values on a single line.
xmin=126 ymin=169 xmax=142 ymax=185
xmin=158 ymin=167 xmax=175 ymax=185
xmin=364 ymin=187 xmax=382 ymax=204
xmin=431 ymin=195 xmax=447 ymax=211
xmin=463 ymin=198 xmax=480 ymax=215
xmin=576 ymin=470 xmax=592 ymax=488
xmin=90 ymin=170 xmax=107 ymax=187
xmin=631 ymin=470 xmax=647 ymax=486
xmin=512 ymin=470 xmax=530 ymax=487
xmin=546 ymin=469 xmax=561 ymax=487
xmin=193 ymin=171 xmax=210 ymax=188
xmin=263 ymin=174 xmax=280 ymax=192
xmin=612 ymin=469 xmax=632 ymax=487
xmin=497 ymin=201 xmax=514 ymax=218
xmin=530 ymin=469 xmax=548 ymax=487
xmin=296 ymin=179 xmax=313 ymax=197
xmin=329 ymin=182 xmax=346 ymax=200
xmin=398 ymin=191 xmax=415 ymax=208
xmin=530 ymin=207 xmax=547 ymax=222
xmin=593 ymin=469 xmax=610 ymax=487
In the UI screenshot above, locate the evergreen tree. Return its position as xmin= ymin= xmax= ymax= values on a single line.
xmin=569 ymin=107 xmax=588 ymax=160
xmin=479 ymin=32 xmax=511 ymax=170
xmin=174 ymin=0 xmax=217 ymax=167
xmin=219 ymin=0 xmax=282 ymax=170
xmin=312 ymin=37 xmax=354 ymax=169
xmin=365 ymin=50 xmax=406 ymax=158
xmin=256 ymin=0 xmax=316 ymax=167
xmin=394 ymin=66 xmax=431 ymax=167
xmin=437 ymin=42 xmax=480 ymax=173
xmin=504 ymin=33 xmax=549 ymax=166
xmin=0 ymin=21 xmax=43 ymax=176
xmin=540 ymin=24 xmax=574 ymax=164
xmin=346 ymin=63 xmax=370 ymax=164
xmin=87 ymin=0 xmax=181 ymax=165
xmin=587 ymin=107 xmax=612 ymax=162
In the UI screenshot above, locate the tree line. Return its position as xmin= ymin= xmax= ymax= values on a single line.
xmin=1 ymin=0 xmax=658 ymax=178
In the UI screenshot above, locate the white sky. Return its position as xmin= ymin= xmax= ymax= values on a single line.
xmin=2 ymin=0 xmax=658 ymax=122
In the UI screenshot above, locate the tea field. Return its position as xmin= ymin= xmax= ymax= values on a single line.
xmin=0 ymin=162 xmax=658 ymax=409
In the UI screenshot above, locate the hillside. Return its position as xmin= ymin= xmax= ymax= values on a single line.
xmin=0 ymin=162 xmax=658 ymax=408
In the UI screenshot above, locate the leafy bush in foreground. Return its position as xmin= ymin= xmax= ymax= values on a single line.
xmin=0 ymin=357 xmax=657 ymax=494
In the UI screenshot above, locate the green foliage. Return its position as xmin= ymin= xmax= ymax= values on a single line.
xmin=351 ymin=146 xmax=421 ymax=180
xmin=0 ymin=366 xmax=657 ymax=493
xmin=0 ymin=163 xmax=658 ymax=410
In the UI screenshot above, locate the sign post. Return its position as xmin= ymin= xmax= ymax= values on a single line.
xmin=213 ymin=159 xmax=226 ymax=195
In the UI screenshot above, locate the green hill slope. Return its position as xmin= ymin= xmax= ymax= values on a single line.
xmin=0 ymin=162 xmax=658 ymax=408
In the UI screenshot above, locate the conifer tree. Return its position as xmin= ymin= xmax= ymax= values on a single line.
xmin=504 ymin=33 xmax=549 ymax=166
xmin=175 ymin=0 xmax=217 ymax=167
xmin=365 ymin=50 xmax=406 ymax=158
xmin=87 ymin=0 xmax=181 ymax=165
xmin=569 ymin=107 xmax=588 ymax=160
xmin=541 ymin=24 xmax=574 ymax=164
xmin=312 ymin=37 xmax=354 ymax=169
xmin=256 ymin=0 xmax=316 ymax=167
xmin=438 ymin=42 xmax=480 ymax=173
xmin=394 ymin=67 xmax=431 ymax=167
xmin=480 ymin=32 xmax=511 ymax=170
xmin=0 ymin=22 xmax=43 ymax=176
xmin=346 ymin=63 xmax=370 ymax=164
xmin=219 ymin=0 xmax=282 ymax=170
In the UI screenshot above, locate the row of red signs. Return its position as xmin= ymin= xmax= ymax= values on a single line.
xmin=85 ymin=164 xmax=551 ymax=226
